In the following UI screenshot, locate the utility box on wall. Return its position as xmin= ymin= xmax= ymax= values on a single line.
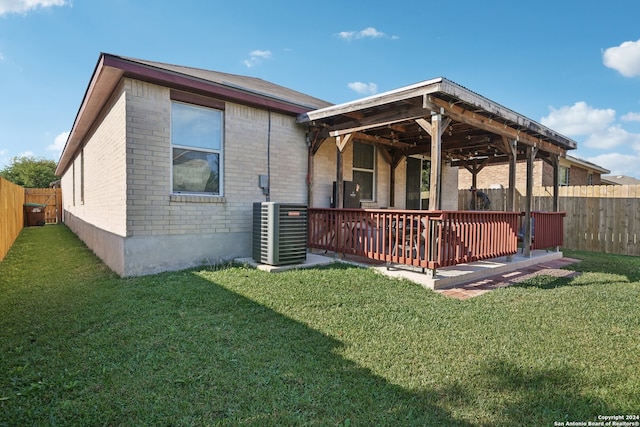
xmin=252 ymin=202 xmax=307 ymax=266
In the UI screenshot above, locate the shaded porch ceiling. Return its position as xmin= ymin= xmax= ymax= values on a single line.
xmin=297 ymin=78 xmax=577 ymax=167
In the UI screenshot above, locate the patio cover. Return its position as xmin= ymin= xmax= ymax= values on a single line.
xmin=297 ymin=77 xmax=577 ymax=213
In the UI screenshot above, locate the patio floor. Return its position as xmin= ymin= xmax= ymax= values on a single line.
xmin=236 ymin=250 xmax=581 ymax=298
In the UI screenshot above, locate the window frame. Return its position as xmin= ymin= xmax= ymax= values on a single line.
xmin=352 ymin=140 xmax=376 ymax=202
xmin=559 ymin=165 xmax=570 ymax=186
xmin=170 ymin=98 xmax=224 ymax=196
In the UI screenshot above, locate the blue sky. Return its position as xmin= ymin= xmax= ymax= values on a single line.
xmin=1 ymin=0 xmax=640 ymax=178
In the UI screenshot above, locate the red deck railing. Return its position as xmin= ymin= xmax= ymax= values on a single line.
xmin=530 ymin=211 xmax=566 ymax=250
xmin=308 ymin=209 xmax=565 ymax=273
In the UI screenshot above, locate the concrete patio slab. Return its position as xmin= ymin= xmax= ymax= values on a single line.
xmin=236 ymin=250 xmax=577 ymax=293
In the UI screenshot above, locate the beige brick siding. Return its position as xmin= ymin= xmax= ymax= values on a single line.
xmin=458 ymin=160 xmax=544 ymax=191
xmin=123 ymin=80 xmax=307 ymax=237
xmin=312 ymin=138 xmax=393 ymax=208
xmin=311 ymin=140 xmax=458 ymax=209
xmin=61 ymin=82 xmax=128 ymax=236
xmin=458 ymin=158 xmax=603 ymax=190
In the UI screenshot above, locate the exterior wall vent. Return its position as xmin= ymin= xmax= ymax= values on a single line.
xmin=252 ymin=202 xmax=307 ymax=266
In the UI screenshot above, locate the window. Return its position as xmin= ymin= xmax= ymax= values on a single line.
xmin=80 ymin=149 xmax=84 ymax=204
xmin=72 ymin=160 xmax=76 ymax=206
xmin=171 ymin=101 xmax=223 ymax=195
xmin=559 ymin=166 xmax=570 ymax=186
xmin=353 ymin=141 xmax=375 ymax=201
xmin=587 ymin=173 xmax=593 ymax=185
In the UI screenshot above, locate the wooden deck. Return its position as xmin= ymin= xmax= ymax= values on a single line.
xmin=308 ymin=208 xmax=565 ymax=275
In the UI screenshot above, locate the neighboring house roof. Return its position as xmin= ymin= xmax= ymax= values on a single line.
xmin=564 ymin=155 xmax=610 ymax=174
xmin=601 ymin=175 xmax=640 ymax=185
xmin=56 ymin=53 xmax=332 ymax=175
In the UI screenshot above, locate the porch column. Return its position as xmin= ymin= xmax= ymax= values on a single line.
xmin=523 ymin=145 xmax=538 ymax=257
xmin=390 ymin=154 xmax=403 ymax=208
xmin=462 ymin=158 xmax=490 ymax=209
xmin=335 ymin=134 xmax=352 ymax=208
xmin=505 ymin=138 xmax=518 ymax=211
xmin=429 ymin=114 xmax=442 ymax=210
xmin=552 ymin=154 xmax=560 ymax=212
xmin=416 ymin=114 xmax=450 ymax=211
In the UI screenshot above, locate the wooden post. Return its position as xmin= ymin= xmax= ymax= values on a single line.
xmin=507 ymin=138 xmax=518 ymax=212
xmin=504 ymin=137 xmax=518 ymax=261
xmin=335 ymin=133 xmax=352 ymax=209
xmin=429 ymin=114 xmax=442 ymax=210
xmin=552 ymin=154 xmax=560 ymax=212
xmin=523 ymin=145 xmax=537 ymax=257
xmin=552 ymin=154 xmax=560 ymax=252
xmin=389 ymin=160 xmax=395 ymax=208
xmin=336 ymin=145 xmax=343 ymax=208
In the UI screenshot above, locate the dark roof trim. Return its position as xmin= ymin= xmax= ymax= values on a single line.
xmin=56 ymin=53 xmax=329 ymax=175
xmin=103 ymin=55 xmax=319 ymax=115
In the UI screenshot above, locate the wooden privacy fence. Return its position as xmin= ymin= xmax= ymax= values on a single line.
xmin=25 ymin=188 xmax=62 ymax=224
xmin=0 ymin=183 xmax=61 ymax=261
xmin=0 ymin=177 xmax=25 ymax=261
xmin=459 ymin=185 xmax=640 ymax=256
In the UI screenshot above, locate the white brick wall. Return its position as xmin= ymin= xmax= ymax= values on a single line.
xmin=62 ymin=82 xmax=128 ymax=236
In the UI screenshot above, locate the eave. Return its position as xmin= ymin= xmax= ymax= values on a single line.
xmin=56 ymin=53 xmax=326 ymax=175
xmin=298 ymin=77 xmax=577 ymax=163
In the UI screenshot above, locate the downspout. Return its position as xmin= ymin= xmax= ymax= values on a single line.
xmin=266 ymin=110 xmax=271 ymax=202
xmin=306 ymin=128 xmax=317 ymax=208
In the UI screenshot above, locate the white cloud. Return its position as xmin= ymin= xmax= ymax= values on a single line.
xmin=587 ymin=152 xmax=640 ymax=177
xmin=46 ymin=131 xmax=68 ymax=159
xmin=582 ymin=125 xmax=640 ymax=149
xmin=243 ymin=49 xmax=272 ymax=68
xmin=541 ymin=101 xmax=615 ymax=136
xmin=603 ymin=39 xmax=640 ymax=77
xmin=621 ymin=112 xmax=640 ymax=122
xmin=337 ymin=27 xmax=397 ymax=41
xmin=19 ymin=150 xmax=34 ymax=157
xmin=0 ymin=0 xmax=69 ymax=16
xmin=348 ymin=81 xmax=378 ymax=95
xmin=0 ymin=52 xmax=4 ymax=61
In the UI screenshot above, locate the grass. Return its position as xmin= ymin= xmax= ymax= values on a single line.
xmin=1 ymin=225 xmax=639 ymax=426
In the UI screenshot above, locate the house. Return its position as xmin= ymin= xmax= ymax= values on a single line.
xmin=57 ymin=54 xmax=578 ymax=277
xmin=458 ymin=154 xmax=609 ymax=191
xmin=55 ymin=53 xmax=330 ymax=276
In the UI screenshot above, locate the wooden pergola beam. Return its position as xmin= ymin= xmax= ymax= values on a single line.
xmin=429 ymin=97 xmax=566 ymax=157
xmin=328 ymin=104 xmax=429 ymax=137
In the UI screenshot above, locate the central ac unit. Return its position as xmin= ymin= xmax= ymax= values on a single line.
xmin=252 ymin=202 xmax=307 ymax=266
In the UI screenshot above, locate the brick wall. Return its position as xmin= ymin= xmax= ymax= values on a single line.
xmin=312 ymin=139 xmax=394 ymax=208
xmin=458 ymin=159 xmax=544 ymax=191
xmin=61 ymin=78 xmax=313 ymax=275
xmin=123 ymin=80 xmax=308 ymax=237
xmin=62 ymin=81 xmax=128 ymax=237
xmin=311 ymin=141 xmax=459 ymax=209
xmin=459 ymin=158 xmax=604 ymax=190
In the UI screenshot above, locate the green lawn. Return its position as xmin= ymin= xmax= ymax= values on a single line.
xmin=1 ymin=225 xmax=638 ymax=426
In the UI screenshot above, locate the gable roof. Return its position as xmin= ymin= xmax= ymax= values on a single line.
xmin=601 ymin=175 xmax=640 ymax=185
xmin=56 ymin=53 xmax=332 ymax=175
xmin=565 ymin=155 xmax=610 ymax=174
